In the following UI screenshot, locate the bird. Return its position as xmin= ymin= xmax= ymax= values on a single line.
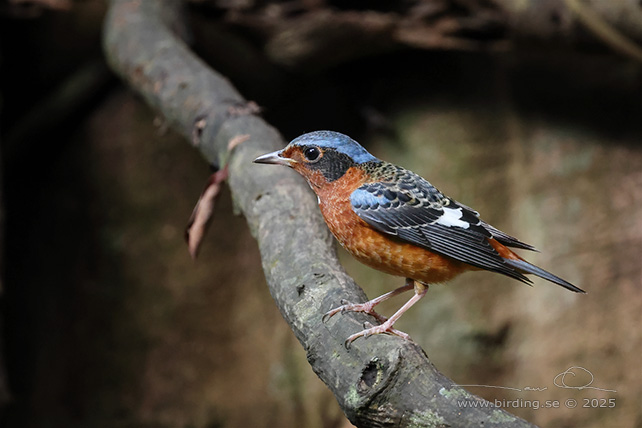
xmin=254 ymin=130 xmax=584 ymax=346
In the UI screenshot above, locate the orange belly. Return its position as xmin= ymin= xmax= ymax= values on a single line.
xmin=315 ymin=166 xmax=472 ymax=284
xmin=319 ymin=198 xmax=470 ymax=284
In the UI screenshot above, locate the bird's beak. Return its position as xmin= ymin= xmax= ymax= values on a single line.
xmin=253 ymin=149 xmax=294 ymax=167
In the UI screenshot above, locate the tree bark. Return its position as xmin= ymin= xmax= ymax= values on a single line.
xmin=103 ymin=1 xmax=537 ymax=426
xmin=202 ymin=0 xmax=642 ymax=69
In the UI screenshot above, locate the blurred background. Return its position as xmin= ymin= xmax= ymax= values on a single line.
xmin=0 ymin=0 xmax=641 ymax=427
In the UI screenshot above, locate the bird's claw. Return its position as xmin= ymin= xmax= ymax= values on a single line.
xmin=322 ymin=300 xmax=388 ymax=324
xmin=322 ymin=303 xmax=352 ymax=323
xmin=344 ymin=322 xmax=412 ymax=349
xmin=321 ymin=310 xmax=336 ymax=323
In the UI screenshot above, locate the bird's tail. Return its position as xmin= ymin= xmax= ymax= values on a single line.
xmin=503 ymin=259 xmax=585 ymax=293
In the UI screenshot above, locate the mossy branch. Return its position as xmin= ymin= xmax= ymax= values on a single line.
xmin=103 ymin=1 xmax=536 ymax=426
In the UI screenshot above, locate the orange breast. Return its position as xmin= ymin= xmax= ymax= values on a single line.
xmin=316 ymin=168 xmax=471 ymax=284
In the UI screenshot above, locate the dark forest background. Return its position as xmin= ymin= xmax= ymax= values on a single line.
xmin=0 ymin=1 xmax=641 ymax=427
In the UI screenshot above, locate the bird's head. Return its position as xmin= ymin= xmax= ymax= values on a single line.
xmin=253 ymin=131 xmax=379 ymax=188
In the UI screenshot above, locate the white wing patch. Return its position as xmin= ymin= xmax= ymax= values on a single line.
xmin=436 ymin=207 xmax=470 ymax=229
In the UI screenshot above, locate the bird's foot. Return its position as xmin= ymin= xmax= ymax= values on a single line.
xmin=344 ymin=321 xmax=411 ymax=349
xmin=322 ymin=299 xmax=388 ymax=323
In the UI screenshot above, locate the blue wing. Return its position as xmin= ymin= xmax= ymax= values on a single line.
xmin=350 ymin=170 xmax=532 ymax=283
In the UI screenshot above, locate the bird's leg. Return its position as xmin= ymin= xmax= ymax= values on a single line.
xmin=344 ymin=280 xmax=429 ymax=348
xmin=322 ymin=278 xmax=414 ymax=323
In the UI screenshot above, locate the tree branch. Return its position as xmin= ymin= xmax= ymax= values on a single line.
xmin=103 ymin=1 xmax=536 ymax=426
xmin=200 ymin=0 xmax=642 ymax=70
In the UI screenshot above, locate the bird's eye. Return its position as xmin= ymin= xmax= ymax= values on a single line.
xmin=304 ymin=146 xmax=321 ymax=162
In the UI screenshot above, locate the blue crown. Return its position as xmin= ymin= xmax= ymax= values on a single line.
xmin=290 ymin=131 xmax=378 ymax=164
